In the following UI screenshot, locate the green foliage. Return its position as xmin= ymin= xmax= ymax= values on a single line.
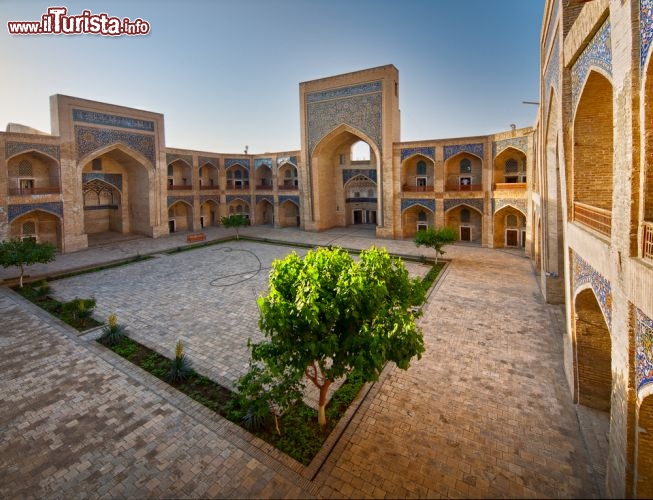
xmin=0 ymin=238 xmax=56 ymax=287
xmin=220 ymin=214 xmax=248 ymax=239
xmin=414 ymin=226 xmax=457 ymax=264
xmin=167 ymin=340 xmax=192 ymax=383
xmin=61 ymin=297 xmax=96 ymax=322
xmin=99 ymin=314 xmax=127 ymax=346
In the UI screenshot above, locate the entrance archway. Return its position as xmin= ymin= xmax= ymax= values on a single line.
xmin=445 ymin=204 xmax=483 ymax=244
xmin=168 ymin=201 xmax=193 ymax=233
xmin=9 ymin=210 xmax=62 ymax=250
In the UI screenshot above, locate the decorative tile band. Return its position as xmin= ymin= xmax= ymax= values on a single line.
xmin=571 ymin=19 xmax=612 ymax=111
xmin=166 ymin=153 xmax=193 ymax=167
xmin=401 ymin=199 xmax=435 ymax=212
xmin=256 ymin=195 xmax=274 ymax=205
xmin=279 ymin=195 xmax=300 ymax=206
xmin=572 ymin=251 xmax=612 ymax=329
xmin=492 ymin=136 xmax=528 ymax=158
xmin=277 ymin=156 xmax=298 ymax=167
xmin=199 ymin=196 xmax=219 ymax=204
xmin=8 ymin=201 xmax=63 ymax=221
xmin=75 ymin=125 xmax=155 ymax=165
xmin=5 ymin=141 xmax=61 ymax=161
xmin=198 ymin=156 xmax=219 ymax=168
xmin=225 ymin=158 xmax=250 ymax=170
xmin=544 ymin=0 xmax=559 ymax=57
xmin=493 ymin=198 xmax=527 ymax=216
xmin=226 ymin=195 xmax=252 ymax=205
xmin=641 ymin=0 xmax=653 ymax=69
xmin=636 ymin=307 xmax=653 ymax=391
xmin=544 ymin=36 xmax=561 ymax=98
xmin=443 ymin=143 xmax=484 ymax=161
xmin=400 ymin=147 xmax=435 ymax=162
xmin=254 ymin=158 xmax=273 ymax=170
xmin=346 ymin=197 xmax=377 ymax=204
xmin=306 ymin=81 xmax=382 ymax=103
xmin=72 ymin=109 xmax=154 ymax=132
xmin=83 ymin=204 xmax=118 ymax=211
xmin=167 ymin=196 xmax=194 ymax=206
xmin=343 ymin=169 xmax=377 ymax=184
xmin=443 ymin=198 xmax=484 ymax=213
xmin=82 ymin=173 xmax=123 ymax=192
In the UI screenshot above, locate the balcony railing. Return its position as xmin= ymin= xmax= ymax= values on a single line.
xmin=643 ymin=221 xmax=653 ymax=261
xmin=445 ymin=183 xmax=482 ymax=192
xmin=493 ymin=182 xmax=527 ymax=190
xmin=226 ymin=181 xmax=249 ymax=190
xmin=256 ymin=183 xmax=273 ymax=190
xmin=402 ymin=184 xmax=433 ymax=192
xmin=573 ymin=202 xmax=612 ymax=238
xmin=280 ymin=181 xmax=298 ymax=190
xmin=167 ymin=184 xmax=193 ymax=190
xmin=9 ymin=187 xmax=60 ymax=195
xmin=199 ymin=183 xmax=218 ymax=190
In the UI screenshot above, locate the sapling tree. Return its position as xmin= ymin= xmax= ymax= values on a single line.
xmin=221 ymin=214 xmax=248 ymax=239
xmin=0 ymin=238 xmax=56 ymax=287
xmin=250 ymin=246 xmax=425 ymax=427
xmin=414 ymin=226 xmax=457 ymax=264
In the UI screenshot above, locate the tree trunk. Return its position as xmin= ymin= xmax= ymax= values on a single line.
xmin=19 ymin=264 xmax=24 ymax=288
xmin=317 ymin=380 xmax=331 ymax=427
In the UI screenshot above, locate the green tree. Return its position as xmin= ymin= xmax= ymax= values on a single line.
xmin=414 ymin=226 xmax=457 ymax=264
xmin=251 ymin=246 xmax=425 ymax=427
xmin=0 ymin=238 xmax=56 ymax=288
xmin=221 ymin=214 xmax=248 ymax=239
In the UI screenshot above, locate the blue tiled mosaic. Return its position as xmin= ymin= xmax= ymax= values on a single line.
xmin=400 ymin=147 xmax=435 ymax=162
xmin=343 ymin=169 xmax=377 ymax=184
xmin=226 ymin=195 xmax=252 ymax=205
xmin=166 ymin=153 xmax=193 ymax=167
xmin=279 ymin=195 xmax=300 ymax=206
xmin=254 ymin=158 xmax=273 ymax=170
xmin=544 ymin=37 xmax=561 ymax=99
xmin=641 ymin=0 xmax=653 ymax=68
xmin=84 ymin=205 xmax=118 ymax=211
xmin=225 ymin=158 xmax=250 ymax=170
xmin=277 ymin=156 xmax=298 ymax=167
xmin=544 ymin=0 xmax=559 ymax=57
xmin=256 ymin=195 xmax=274 ymax=205
xmin=493 ymin=198 xmax=527 ymax=216
xmin=82 ymin=173 xmax=122 ymax=192
xmin=306 ymin=81 xmax=382 ymax=103
xmin=636 ymin=307 xmax=653 ymax=391
xmin=443 ymin=198 xmax=484 ymax=213
xmin=571 ymin=19 xmax=612 ymax=111
xmin=167 ymin=196 xmax=194 ymax=206
xmin=572 ymin=252 xmax=612 ymax=329
xmin=73 ymin=109 xmax=154 ymax=132
xmin=75 ymin=126 xmax=155 ymax=164
xmin=8 ymin=201 xmax=63 ymax=221
xmin=401 ymin=199 xmax=435 ymax=212
xmin=346 ymin=197 xmax=377 ymax=204
xmin=5 ymin=141 xmax=60 ymax=161
xmin=443 ymin=143 xmax=484 ymax=161
xmin=198 ymin=156 xmax=219 ymax=168
xmin=199 ymin=195 xmax=219 ymax=204
xmin=492 ymin=136 xmax=528 ymax=158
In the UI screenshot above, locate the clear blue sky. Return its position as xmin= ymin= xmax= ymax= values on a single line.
xmin=1 ymin=0 xmax=545 ymax=154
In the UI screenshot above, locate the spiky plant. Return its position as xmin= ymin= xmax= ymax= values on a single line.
xmin=99 ymin=313 xmax=126 ymax=346
xmin=167 ymin=340 xmax=192 ymax=383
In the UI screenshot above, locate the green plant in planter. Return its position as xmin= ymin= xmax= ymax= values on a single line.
xmin=168 ymin=340 xmax=192 ymax=383
xmin=99 ymin=313 xmax=127 ymax=346
xmin=32 ymin=280 xmax=50 ymax=301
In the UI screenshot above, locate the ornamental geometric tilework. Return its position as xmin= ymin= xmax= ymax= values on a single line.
xmin=198 ymin=156 xmax=219 ymax=168
xmin=167 ymin=196 xmax=194 ymax=206
xmin=199 ymin=195 xmax=219 ymax=204
xmin=636 ymin=307 xmax=653 ymax=392
xmin=571 ymin=19 xmax=612 ymax=112
xmin=572 ymin=251 xmax=612 ymax=329
xmin=225 ymin=158 xmax=250 ymax=170
xmin=401 ymin=199 xmax=435 ymax=212
xmin=226 ymin=195 xmax=252 ymax=205
xmin=343 ymin=169 xmax=377 ymax=184
xmin=544 ymin=37 xmax=561 ymax=100
xmin=256 ymin=195 xmax=274 ymax=205
xmin=75 ymin=125 xmax=155 ymax=165
xmin=492 ymin=136 xmax=528 ymax=158
xmin=544 ymin=0 xmax=559 ymax=57
xmin=444 ymin=198 xmax=484 ymax=213
xmin=8 ymin=202 xmax=63 ymax=221
xmin=82 ymin=173 xmax=123 ymax=192
xmin=642 ymin=0 xmax=653 ymax=69
xmin=400 ymin=147 xmax=435 ymax=162
xmin=443 ymin=143 xmax=484 ymax=161
xmin=5 ymin=141 xmax=60 ymax=161
xmin=493 ymin=198 xmax=527 ymax=215
xmin=279 ymin=195 xmax=300 ymax=206
xmin=166 ymin=153 xmax=193 ymax=167
xmin=254 ymin=158 xmax=273 ymax=170
xmin=277 ymin=156 xmax=298 ymax=167
xmin=307 ymin=82 xmax=382 ymax=155
xmin=72 ymin=109 xmax=155 ymax=132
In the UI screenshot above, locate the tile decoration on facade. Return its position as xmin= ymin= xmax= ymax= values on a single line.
xmin=8 ymin=201 xmax=63 ymax=221
xmin=400 ymin=147 xmax=435 ymax=162
xmin=544 ymin=37 xmax=561 ymax=102
xmin=343 ymin=169 xmax=377 ymax=184
xmin=277 ymin=156 xmax=298 ymax=167
xmin=254 ymin=158 xmax=273 ymax=170
xmin=444 ymin=198 xmax=484 ymax=214
xmin=167 ymin=196 xmax=194 ymax=207
xmin=572 ymin=251 xmax=612 ymax=329
xmin=571 ymin=19 xmax=612 ymax=112
xmin=226 ymin=195 xmax=252 ymax=205
xmin=544 ymin=0 xmax=559 ymax=57
xmin=198 ymin=156 xmax=219 ymax=168
xmin=493 ymin=198 xmax=527 ymax=216
xmin=166 ymin=153 xmax=193 ymax=167
xmin=492 ymin=136 xmax=528 ymax=158
xmin=75 ymin=126 xmax=155 ymax=165
xmin=636 ymin=307 xmax=653 ymax=392
xmin=443 ymin=143 xmax=484 ymax=161
xmin=346 ymin=197 xmax=377 ymax=204
xmin=279 ymin=195 xmax=300 ymax=206
xmin=641 ymin=0 xmax=653 ymax=69
xmin=307 ymin=81 xmax=382 ymax=155
xmin=256 ymin=195 xmax=274 ymax=205
xmin=224 ymin=158 xmax=250 ymax=170
xmin=5 ymin=141 xmax=61 ymax=161
xmin=401 ymin=199 xmax=435 ymax=213
xmin=83 ymin=205 xmax=118 ymax=211
xmin=72 ymin=109 xmax=155 ymax=132
xmin=82 ymin=173 xmax=123 ymax=192
xmin=199 ymin=195 xmax=219 ymax=204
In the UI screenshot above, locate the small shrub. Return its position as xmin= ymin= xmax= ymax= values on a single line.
xmin=99 ymin=313 xmax=127 ymax=346
xmin=167 ymin=340 xmax=192 ymax=383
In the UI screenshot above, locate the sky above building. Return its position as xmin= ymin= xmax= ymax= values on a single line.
xmin=1 ymin=0 xmax=545 ymax=154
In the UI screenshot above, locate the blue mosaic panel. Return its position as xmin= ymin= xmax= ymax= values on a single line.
xmin=636 ymin=307 xmax=653 ymax=391
xmin=72 ymin=109 xmax=154 ymax=132
xmin=346 ymin=197 xmax=377 ymax=204
xmin=199 ymin=195 xmax=219 ymax=204
xmin=256 ymin=195 xmax=274 ymax=205
xmin=342 ymin=169 xmax=377 ymax=184
xmin=167 ymin=196 xmax=194 ymax=206
xmin=572 ymin=252 xmax=612 ymax=329
xmin=493 ymin=198 xmax=527 ymax=216
xmin=198 ymin=156 xmax=219 ymax=168
xmin=641 ymin=0 xmax=653 ymax=68
xmin=443 ymin=198 xmax=484 ymax=213
xmin=307 ymin=92 xmax=382 ymax=155
xmin=400 ymin=147 xmax=435 ymax=162
xmin=306 ymin=81 xmax=382 ymax=103
xmin=571 ymin=19 xmax=612 ymax=111
xmin=82 ymin=173 xmax=122 ymax=192
xmin=166 ymin=153 xmax=193 ymax=167
xmin=226 ymin=195 xmax=252 ymax=205
xmin=544 ymin=0 xmax=559 ymax=57
xmin=225 ymin=158 xmax=250 ymax=170
xmin=8 ymin=201 xmax=63 ymax=221
xmin=75 ymin=126 xmax=155 ymax=165
xmin=401 ymin=199 xmax=435 ymax=212
xmin=443 ymin=143 xmax=484 ymax=161
xmin=279 ymin=195 xmax=300 ymax=206
xmin=84 ymin=205 xmax=118 ymax=211
xmin=254 ymin=158 xmax=273 ymax=170
xmin=5 ymin=141 xmax=60 ymax=161
xmin=544 ymin=37 xmax=561 ymax=99
xmin=492 ymin=136 xmax=528 ymax=158
xmin=277 ymin=156 xmax=298 ymax=167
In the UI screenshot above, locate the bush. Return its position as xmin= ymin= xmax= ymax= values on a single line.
xmin=99 ymin=314 xmax=127 ymax=346
xmin=167 ymin=340 xmax=192 ymax=383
